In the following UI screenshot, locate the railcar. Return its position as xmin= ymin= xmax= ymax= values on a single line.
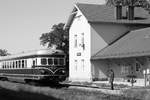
xmin=0 ymin=49 xmax=67 ymax=83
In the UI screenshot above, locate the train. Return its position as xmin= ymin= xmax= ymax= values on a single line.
xmin=0 ymin=49 xmax=67 ymax=83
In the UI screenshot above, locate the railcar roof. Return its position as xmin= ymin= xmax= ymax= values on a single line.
xmin=0 ymin=49 xmax=65 ymax=61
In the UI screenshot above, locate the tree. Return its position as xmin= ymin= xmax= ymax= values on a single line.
xmin=0 ymin=49 xmax=10 ymax=56
xmin=39 ymin=23 xmax=69 ymax=55
xmin=106 ymin=0 xmax=150 ymax=10
xmin=39 ymin=23 xmax=69 ymax=76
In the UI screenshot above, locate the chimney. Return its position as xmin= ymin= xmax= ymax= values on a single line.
xmin=127 ymin=6 xmax=134 ymax=20
xmin=115 ymin=5 xmax=122 ymax=20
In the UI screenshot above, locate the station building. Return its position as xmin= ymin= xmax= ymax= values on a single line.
xmin=65 ymin=3 xmax=150 ymax=86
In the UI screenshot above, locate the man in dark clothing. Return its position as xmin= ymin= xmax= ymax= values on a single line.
xmin=108 ymin=69 xmax=114 ymax=90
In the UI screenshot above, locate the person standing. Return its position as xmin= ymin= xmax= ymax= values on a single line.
xmin=108 ymin=69 xmax=114 ymax=90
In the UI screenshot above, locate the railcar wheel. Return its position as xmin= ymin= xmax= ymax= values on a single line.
xmin=25 ymin=79 xmax=40 ymax=86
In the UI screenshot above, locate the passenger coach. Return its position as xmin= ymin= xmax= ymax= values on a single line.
xmin=0 ymin=49 xmax=66 ymax=83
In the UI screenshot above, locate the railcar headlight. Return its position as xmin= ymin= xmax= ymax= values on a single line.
xmin=62 ymin=70 xmax=66 ymax=74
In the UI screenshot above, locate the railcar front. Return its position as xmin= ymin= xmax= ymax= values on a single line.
xmin=34 ymin=53 xmax=67 ymax=82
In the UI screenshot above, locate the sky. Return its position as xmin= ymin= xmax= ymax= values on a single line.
xmin=0 ymin=0 xmax=105 ymax=54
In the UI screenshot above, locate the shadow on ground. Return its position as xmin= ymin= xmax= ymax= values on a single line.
xmin=0 ymin=87 xmax=60 ymax=100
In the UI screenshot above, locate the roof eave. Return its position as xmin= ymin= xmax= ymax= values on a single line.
xmin=64 ymin=4 xmax=79 ymax=30
xmin=88 ymin=20 xmax=150 ymax=25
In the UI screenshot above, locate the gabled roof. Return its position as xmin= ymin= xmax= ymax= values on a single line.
xmin=77 ymin=3 xmax=150 ymax=24
xmin=65 ymin=3 xmax=150 ymax=29
xmin=92 ymin=27 xmax=150 ymax=59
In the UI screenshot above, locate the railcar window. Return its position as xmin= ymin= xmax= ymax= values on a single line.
xmin=7 ymin=62 xmax=9 ymax=68
xmin=25 ymin=60 xmax=27 ymax=68
xmin=6 ymin=62 xmax=8 ymax=69
xmin=48 ymin=58 xmax=53 ymax=65
xmin=36 ymin=59 xmax=37 ymax=65
xmin=19 ymin=60 xmax=21 ymax=68
xmin=33 ymin=60 xmax=35 ymax=66
xmin=4 ymin=62 xmax=5 ymax=68
xmin=2 ymin=63 xmax=4 ymax=69
xmin=22 ymin=60 xmax=24 ymax=68
xmin=4 ymin=62 xmax=6 ymax=68
xmin=11 ymin=61 xmax=13 ymax=68
xmin=13 ymin=61 xmax=15 ymax=68
xmin=9 ymin=62 xmax=11 ymax=68
xmin=16 ymin=61 xmax=18 ymax=68
xmin=54 ymin=58 xmax=58 ymax=65
xmin=41 ymin=58 xmax=47 ymax=65
xmin=10 ymin=62 xmax=11 ymax=69
xmin=59 ymin=58 xmax=64 ymax=65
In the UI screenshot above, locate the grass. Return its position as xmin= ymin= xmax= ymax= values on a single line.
xmin=0 ymin=87 xmax=60 ymax=100
xmin=0 ymin=81 xmax=139 ymax=100
xmin=123 ymin=87 xmax=150 ymax=100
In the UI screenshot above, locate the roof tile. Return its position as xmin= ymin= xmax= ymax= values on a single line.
xmin=92 ymin=27 xmax=150 ymax=59
xmin=77 ymin=3 xmax=150 ymax=24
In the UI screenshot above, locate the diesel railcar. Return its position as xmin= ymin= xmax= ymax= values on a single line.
xmin=0 ymin=49 xmax=67 ymax=83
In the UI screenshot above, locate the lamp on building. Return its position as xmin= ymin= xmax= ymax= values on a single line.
xmin=143 ymin=70 xmax=146 ymax=75
xmin=143 ymin=70 xmax=146 ymax=86
xmin=147 ymin=69 xmax=150 ymax=74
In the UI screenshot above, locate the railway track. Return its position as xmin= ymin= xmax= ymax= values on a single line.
xmin=0 ymin=79 xmax=125 ymax=96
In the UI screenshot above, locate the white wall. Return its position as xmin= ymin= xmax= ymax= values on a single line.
xmin=68 ymin=5 xmax=150 ymax=83
xmin=69 ymin=7 xmax=91 ymax=82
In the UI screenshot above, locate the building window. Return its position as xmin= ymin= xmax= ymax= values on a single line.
xmin=81 ymin=33 xmax=85 ymax=50
xmin=75 ymin=60 xmax=77 ymax=71
xmin=81 ymin=59 xmax=84 ymax=71
xmin=121 ymin=64 xmax=129 ymax=74
xmin=74 ymin=35 xmax=77 ymax=48
xmin=135 ymin=62 xmax=141 ymax=72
